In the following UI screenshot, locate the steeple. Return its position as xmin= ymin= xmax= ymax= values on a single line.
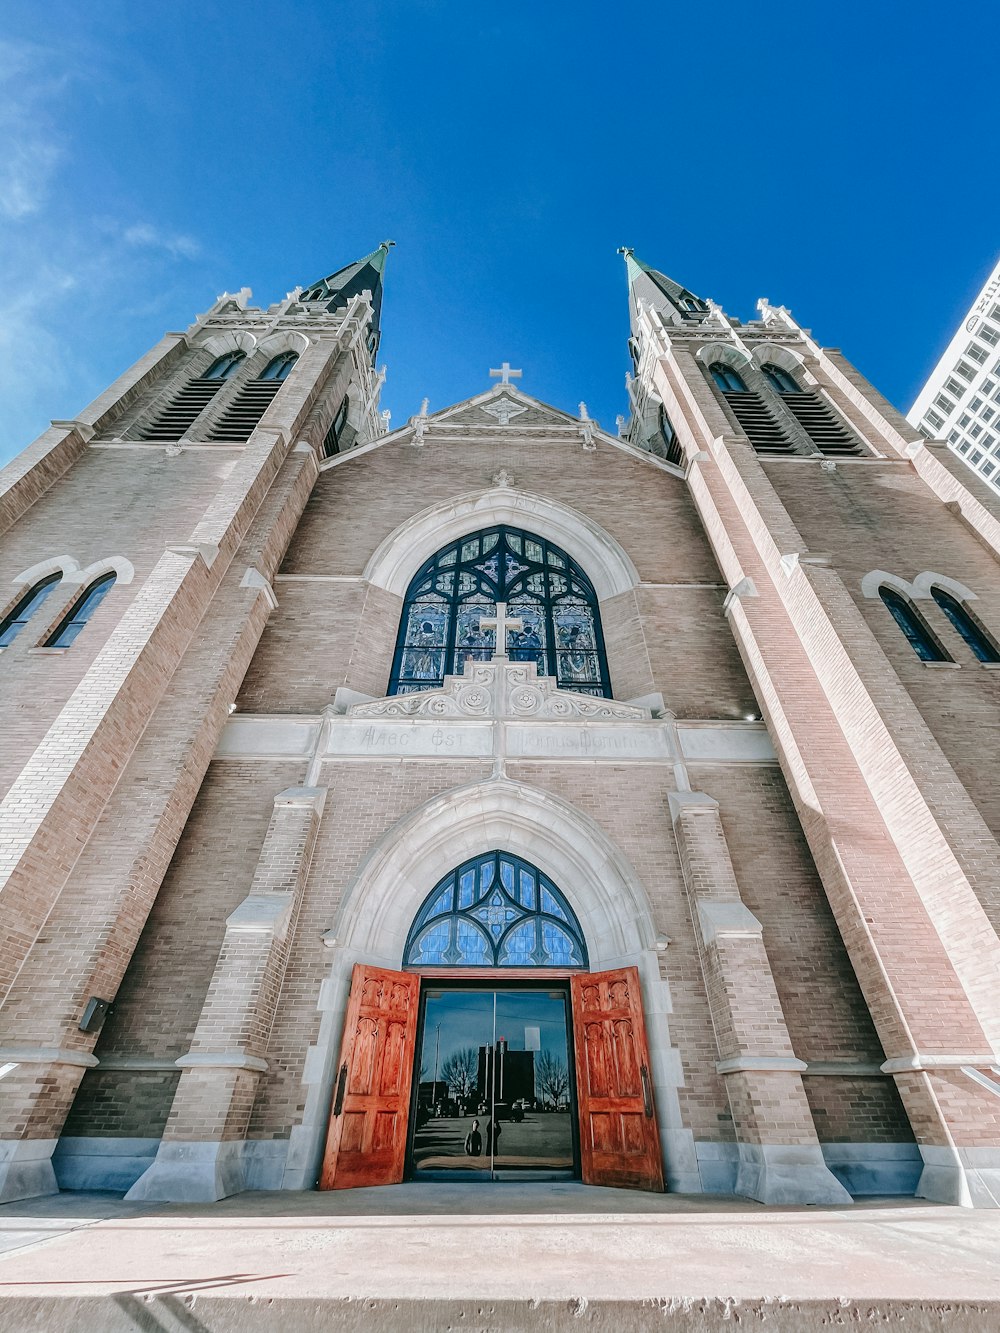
xmin=618 ymin=247 xmax=708 ymax=334
xmin=300 ymin=240 xmax=395 ymax=358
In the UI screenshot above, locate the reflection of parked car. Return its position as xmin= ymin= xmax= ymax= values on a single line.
xmin=510 ymin=1102 xmax=524 ymax=1123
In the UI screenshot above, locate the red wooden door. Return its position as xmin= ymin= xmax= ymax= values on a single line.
xmin=571 ymin=966 xmax=664 ymax=1192
xmin=319 ymin=964 xmax=420 ymax=1190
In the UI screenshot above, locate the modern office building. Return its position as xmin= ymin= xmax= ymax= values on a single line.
xmin=908 ymin=255 xmax=1000 ymax=488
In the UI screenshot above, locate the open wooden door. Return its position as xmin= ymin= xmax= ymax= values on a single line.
xmin=319 ymin=964 xmax=420 ymax=1190
xmin=571 ymin=966 xmax=664 ymax=1192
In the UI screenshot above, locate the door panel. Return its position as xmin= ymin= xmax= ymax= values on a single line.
xmin=571 ymin=966 xmax=664 ymax=1192
xmin=320 ymin=964 xmax=420 ymax=1190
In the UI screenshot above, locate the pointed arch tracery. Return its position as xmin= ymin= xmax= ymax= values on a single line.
xmin=404 ymin=849 xmax=588 ymax=969
xmin=388 ymin=525 xmax=611 ymax=696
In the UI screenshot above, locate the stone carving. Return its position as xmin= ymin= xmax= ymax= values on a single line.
xmin=348 ymin=659 xmax=651 ymax=722
xmin=480 ymin=396 xmax=527 ymax=426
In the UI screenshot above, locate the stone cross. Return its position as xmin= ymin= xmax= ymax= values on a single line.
xmin=479 ymin=602 xmax=523 ymax=657
xmin=490 ymin=362 xmax=522 ymax=386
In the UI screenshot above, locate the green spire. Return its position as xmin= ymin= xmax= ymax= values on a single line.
xmin=618 ymin=247 xmax=707 ymax=333
xmin=300 ymin=241 xmax=395 ymax=357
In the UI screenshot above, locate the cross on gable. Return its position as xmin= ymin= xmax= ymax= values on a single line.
xmin=479 ymin=602 xmax=524 ymax=658
xmin=489 ymin=362 xmax=522 ymax=386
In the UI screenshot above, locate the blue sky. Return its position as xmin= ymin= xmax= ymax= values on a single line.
xmin=1 ymin=2 xmax=997 ymax=466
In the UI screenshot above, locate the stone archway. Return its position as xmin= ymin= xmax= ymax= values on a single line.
xmin=285 ymin=777 xmax=692 ymax=1191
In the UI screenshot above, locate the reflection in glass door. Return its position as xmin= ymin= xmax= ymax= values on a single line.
xmin=410 ymin=987 xmax=576 ymax=1180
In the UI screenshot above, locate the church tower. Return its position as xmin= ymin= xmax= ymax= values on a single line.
xmin=0 ymin=242 xmax=998 ymax=1210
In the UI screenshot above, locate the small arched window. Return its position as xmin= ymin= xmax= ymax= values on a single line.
xmin=0 ymin=574 xmax=61 ymax=647
xmin=761 ymin=363 xmax=800 ymax=394
xmin=931 ymin=588 xmax=1000 ymax=663
xmin=258 ymin=351 xmax=298 ymax=382
xmin=658 ymin=404 xmax=683 ymax=466
xmin=879 ymin=587 xmax=947 ymax=662
xmin=201 ymin=351 xmax=245 ymax=381
xmin=44 ymin=573 xmax=117 ymax=648
xmin=709 ymin=362 xmax=748 ymax=393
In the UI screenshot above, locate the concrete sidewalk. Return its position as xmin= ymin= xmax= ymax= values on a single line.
xmin=1 ymin=1183 xmax=999 ymax=1330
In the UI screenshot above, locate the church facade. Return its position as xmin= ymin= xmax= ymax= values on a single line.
xmin=1 ymin=245 xmax=999 ymax=1209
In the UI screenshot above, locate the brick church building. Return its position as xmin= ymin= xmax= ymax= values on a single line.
xmin=1 ymin=245 xmax=998 ymax=1208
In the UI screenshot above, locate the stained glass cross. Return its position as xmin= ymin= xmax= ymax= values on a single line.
xmin=479 ymin=601 xmax=523 ymax=657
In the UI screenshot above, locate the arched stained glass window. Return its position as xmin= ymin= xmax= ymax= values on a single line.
xmin=761 ymin=363 xmax=800 ymax=394
xmin=0 ymin=573 xmax=61 ymax=647
xmin=389 ymin=526 xmax=611 ymax=697
xmin=709 ymin=362 xmax=748 ymax=393
xmin=258 ymin=351 xmax=298 ymax=382
xmin=202 ymin=351 xmax=245 ymax=381
xmin=879 ymin=586 xmax=947 ymax=662
xmin=931 ymin=587 xmax=1000 ymax=663
xmin=404 ymin=851 xmax=588 ymax=968
xmin=44 ymin=572 xmax=116 ymax=648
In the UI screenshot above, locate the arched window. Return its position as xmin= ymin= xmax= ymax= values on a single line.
xmin=709 ymin=362 xmax=748 ymax=393
xmin=761 ymin=363 xmax=800 ymax=394
xmin=44 ymin=573 xmax=116 ymax=648
xmin=201 ymin=351 xmax=245 ymax=381
xmin=879 ymin=587 xmax=947 ymax=662
xmin=404 ymin=851 xmax=588 ymax=968
xmin=658 ymin=404 xmax=683 ymax=466
xmin=208 ymin=351 xmax=299 ymax=441
xmin=389 ymin=526 xmax=611 ymax=697
xmin=0 ymin=574 xmax=61 ymax=647
xmin=257 ymin=351 xmax=298 ymax=382
xmin=323 ymin=396 xmax=350 ymax=457
xmin=931 ymin=587 xmax=1000 ymax=663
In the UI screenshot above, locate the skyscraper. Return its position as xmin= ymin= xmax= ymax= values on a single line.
xmin=908 ymin=255 xmax=1000 ymax=488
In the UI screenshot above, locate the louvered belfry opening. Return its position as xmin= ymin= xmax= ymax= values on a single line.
xmin=141 ymin=378 xmax=224 ymax=441
xmin=721 ymin=390 xmax=794 ymax=454
xmin=779 ymin=392 xmax=862 ymax=455
xmin=208 ymin=377 xmax=284 ymax=442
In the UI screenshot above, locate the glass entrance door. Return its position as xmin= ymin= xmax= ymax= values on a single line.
xmin=409 ymin=986 xmax=576 ymax=1180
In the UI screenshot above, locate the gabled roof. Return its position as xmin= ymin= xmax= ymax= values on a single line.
xmin=300 ymin=241 xmax=394 ymax=352
xmin=619 ymin=248 xmax=708 ymax=335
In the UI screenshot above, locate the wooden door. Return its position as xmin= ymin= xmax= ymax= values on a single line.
xmin=319 ymin=964 xmax=420 ymax=1190
xmin=571 ymin=966 xmax=664 ymax=1192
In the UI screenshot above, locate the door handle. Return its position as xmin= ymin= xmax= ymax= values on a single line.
xmin=332 ymin=1061 xmax=348 ymax=1116
xmin=640 ymin=1063 xmax=654 ymax=1118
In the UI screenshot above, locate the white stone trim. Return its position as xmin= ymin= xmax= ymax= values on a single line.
xmin=67 ymin=555 xmax=135 ymax=587
xmin=12 ymin=556 xmax=80 ymax=586
xmin=256 ymin=330 xmax=311 ymax=359
xmin=0 ymin=1046 xmax=98 ymax=1068
xmin=716 ymin=1056 xmax=808 ymax=1074
xmin=912 ymin=571 xmax=978 ymax=602
xmin=361 ymin=489 xmax=640 ymax=601
xmin=860 ymin=569 xmax=923 ymax=600
xmin=198 ymin=330 xmax=258 ymax=358
xmin=694 ymin=341 xmax=752 ymax=372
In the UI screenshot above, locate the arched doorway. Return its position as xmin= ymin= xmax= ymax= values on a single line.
xmin=319 ymin=848 xmax=664 ymax=1194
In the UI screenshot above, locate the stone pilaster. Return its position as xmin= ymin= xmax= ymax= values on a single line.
xmin=126 ymin=786 xmax=325 ymax=1202
xmin=669 ymin=790 xmax=851 ymax=1204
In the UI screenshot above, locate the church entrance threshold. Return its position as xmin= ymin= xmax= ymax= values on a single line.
xmin=409 ymin=984 xmax=577 ymax=1182
xmin=319 ymin=963 xmax=665 ymax=1194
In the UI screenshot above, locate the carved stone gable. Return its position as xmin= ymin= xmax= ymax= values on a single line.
xmin=348 ymin=659 xmax=652 ymax=721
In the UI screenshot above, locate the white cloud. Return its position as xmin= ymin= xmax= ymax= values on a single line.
xmin=122 ymin=223 xmax=201 ymax=260
xmin=0 ymin=39 xmax=67 ymax=220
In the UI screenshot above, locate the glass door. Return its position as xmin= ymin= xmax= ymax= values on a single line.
xmin=409 ymin=985 xmax=576 ymax=1180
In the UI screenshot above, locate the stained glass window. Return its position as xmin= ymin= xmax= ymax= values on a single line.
xmin=404 ymin=851 xmax=588 ymax=968
xmin=0 ymin=574 xmax=61 ymax=648
xmin=879 ymin=586 xmax=947 ymax=662
xmin=389 ymin=526 xmax=611 ymax=696
xmin=931 ymin=587 xmax=1000 ymax=663
xmin=44 ymin=573 xmax=116 ymax=648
